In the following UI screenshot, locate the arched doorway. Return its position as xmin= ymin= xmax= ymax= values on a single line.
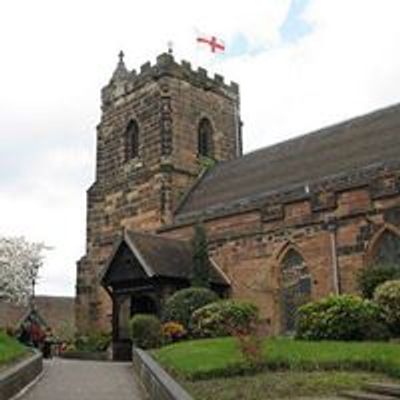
xmin=280 ymin=248 xmax=312 ymax=334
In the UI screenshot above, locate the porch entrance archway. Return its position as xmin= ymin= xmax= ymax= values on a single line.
xmin=130 ymin=295 xmax=158 ymax=316
xmin=101 ymin=230 xmax=230 ymax=360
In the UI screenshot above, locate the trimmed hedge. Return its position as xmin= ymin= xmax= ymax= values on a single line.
xmin=191 ymin=300 xmax=259 ymax=338
xmin=374 ymin=280 xmax=400 ymax=336
xmin=162 ymin=288 xmax=218 ymax=329
xmin=153 ymin=337 xmax=400 ymax=381
xmin=296 ymin=294 xmax=388 ymax=341
xmin=130 ymin=314 xmax=163 ymax=349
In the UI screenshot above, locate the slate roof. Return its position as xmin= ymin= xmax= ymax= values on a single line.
xmin=102 ymin=230 xmax=229 ymax=286
xmin=176 ymin=103 xmax=400 ymax=219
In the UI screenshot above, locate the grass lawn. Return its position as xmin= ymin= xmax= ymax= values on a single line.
xmin=153 ymin=337 xmax=400 ymax=380
xmin=184 ymin=371 xmax=395 ymax=400
xmin=0 ymin=330 xmax=27 ymax=366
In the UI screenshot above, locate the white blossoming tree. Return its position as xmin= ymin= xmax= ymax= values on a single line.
xmin=0 ymin=236 xmax=46 ymax=305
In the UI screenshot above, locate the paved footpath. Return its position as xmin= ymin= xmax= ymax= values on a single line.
xmin=20 ymin=358 xmax=146 ymax=400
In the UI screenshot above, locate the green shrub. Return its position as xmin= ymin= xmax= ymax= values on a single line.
xmin=357 ymin=264 xmax=400 ymax=299
xmin=75 ymin=332 xmax=111 ymax=352
xmin=374 ymin=280 xmax=400 ymax=336
xmin=163 ymin=288 xmax=218 ymax=329
xmin=191 ymin=224 xmax=211 ymax=288
xmin=130 ymin=314 xmax=163 ymax=349
xmin=191 ymin=300 xmax=259 ymax=338
xmin=296 ymin=294 xmax=387 ymax=341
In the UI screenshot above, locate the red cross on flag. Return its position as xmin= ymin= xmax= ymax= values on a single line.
xmin=196 ymin=35 xmax=225 ymax=53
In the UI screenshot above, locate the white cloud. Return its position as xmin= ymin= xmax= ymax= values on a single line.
xmin=1 ymin=0 xmax=400 ymax=296
xmin=218 ymin=0 xmax=400 ymax=150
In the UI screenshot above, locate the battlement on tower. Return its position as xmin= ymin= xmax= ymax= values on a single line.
xmin=101 ymin=52 xmax=239 ymax=110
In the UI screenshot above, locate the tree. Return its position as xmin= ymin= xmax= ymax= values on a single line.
xmin=191 ymin=223 xmax=211 ymax=288
xmin=0 ymin=236 xmax=46 ymax=305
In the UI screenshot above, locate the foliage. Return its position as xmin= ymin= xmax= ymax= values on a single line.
xmin=75 ymin=332 xmax=111 ymax=352
xmin=198 ymin=156 xmax=216 ymax=171
xmin=0 ymin=330 xmax=27 ymax=365
xmin=57 ymin=321 xmax=76 ymax=341
xmin=231 ymin=321 xmax=264 ymax=368
xmin=191 ymin=224 xmax=211 ymax=288
xmin=130 ymin=314 xmax=163 ymax=349
xmin=5 ymin=326 xmax=16 ymax=337
xmin=0 ymin=236 xmax=47 ymax=305
xmin=295 ymin=294 xmax=387 ymax=341
xmin=374 ymin=279 xmax=400 ymax=336
xmin=191 ymin=300 xmax=259 ymax=339
xmin=163 ymin=287 xmax=218 ymax=329
xmin=162 ymin=321 xmax=187 ymax=343
xmin=153 ymin=336 xmax=400 ymax=381
xmin=357 ymin=264 xmax=400 ymax=299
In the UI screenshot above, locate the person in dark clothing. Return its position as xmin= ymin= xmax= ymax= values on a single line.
xmin=43 ymin=328 xmax=54 ymax=358
xmin=18 ymin=321 xmax=31 ymax=346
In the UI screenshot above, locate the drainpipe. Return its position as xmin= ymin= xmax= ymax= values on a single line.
xmin=327 ymin=221 xmax=340 ymax=295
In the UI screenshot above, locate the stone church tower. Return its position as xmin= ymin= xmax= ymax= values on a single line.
xmin=76 ymin=52 xmax=241 ymax=333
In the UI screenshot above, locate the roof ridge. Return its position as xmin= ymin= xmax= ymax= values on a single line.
xmin=175 ymin=100 xmax=400 ymax=218
xmin=213 ymin=101 xmax=400 ymax=170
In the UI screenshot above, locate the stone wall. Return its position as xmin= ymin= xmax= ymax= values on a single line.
xmin=161 ymin=167 xmax=400 ymax=334
xmin=132 ymin=348 xmax=193 ymax=400
xmin=0 ymin=352 xmax=42 ymax=400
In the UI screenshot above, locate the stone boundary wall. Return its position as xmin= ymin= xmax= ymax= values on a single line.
xmin=0 ymin=351 xmax=43 ymax=400
xmin=132 ymin=347 xmax=193 ymax=400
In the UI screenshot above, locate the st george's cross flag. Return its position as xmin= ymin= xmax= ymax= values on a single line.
xmin=196 ymin=35 xmax=225 ymax=53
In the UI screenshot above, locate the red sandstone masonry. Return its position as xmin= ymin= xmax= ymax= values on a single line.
xmin=77 ymin=54 xmax=241 ymax=333
xmin=161 ymin=184 xmax=400 ymax=334
xmin=77 ymin=53 xmax=400 ymax=336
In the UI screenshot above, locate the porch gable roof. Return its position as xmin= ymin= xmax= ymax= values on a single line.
xmin=101 ymin=230 xmax=229 ymax=287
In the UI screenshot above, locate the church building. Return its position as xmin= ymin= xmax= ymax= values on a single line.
xmin=76 ymin=51 xmax=400 ymax=358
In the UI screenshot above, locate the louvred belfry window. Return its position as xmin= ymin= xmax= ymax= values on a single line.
xmin=198 ymin=118 xmax=214 ymax=158
xmin=125 ymin=120 xmax=139 ymax=161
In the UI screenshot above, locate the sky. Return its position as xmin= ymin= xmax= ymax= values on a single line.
xmin=1 ymin=0 xmax=400 ymax=297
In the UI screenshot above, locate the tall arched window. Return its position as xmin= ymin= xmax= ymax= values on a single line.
xmin=280 ymin=248 xmax=311 ymax=333
xmin=125 ymin=120 xmax=139 ymax=161
xmin=198 ymin=118 xmax=214 ymax=158
xmin=372 ymin=229 xmax=400 ymax=266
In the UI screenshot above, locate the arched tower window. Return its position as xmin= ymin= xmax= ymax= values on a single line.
xmin=280 ymin=248 xmax=311 ymax=333
xmin=125 ymin=120 xmax=139 ymax=161
xmin=372 ymin=229 xmax=400 ymax=266
xmin=198 ymin=118 xmax=214 ymax=158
